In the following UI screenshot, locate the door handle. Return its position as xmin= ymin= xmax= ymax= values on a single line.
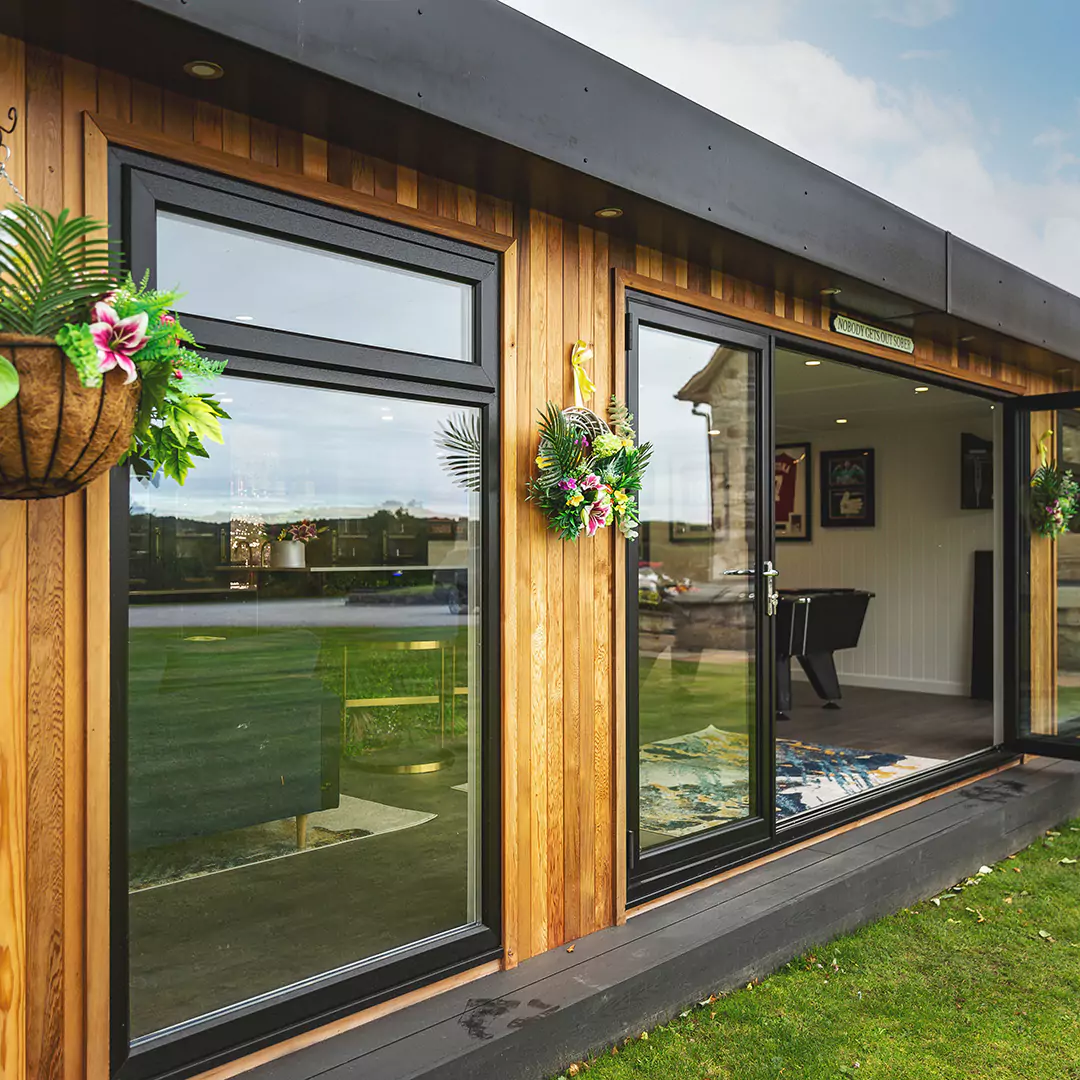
xmin=724 ymin=563 xmax=780 ymax=615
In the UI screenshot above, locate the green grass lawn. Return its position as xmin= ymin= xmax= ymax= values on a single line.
xmin=555 ymin=819 xmax=1080 ymax=1080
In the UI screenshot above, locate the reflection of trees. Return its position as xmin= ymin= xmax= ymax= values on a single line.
xmin=130 ymin=507 xmax=467 ymax=594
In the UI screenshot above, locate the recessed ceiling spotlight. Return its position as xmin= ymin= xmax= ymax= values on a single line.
xmin=234 ymin=315 xmax=254 ymax=322
xmin=707 ymin=428 xmax=720 ymax=436
xmin=820 ymin=287 xmax=842 ymax=296
xmin=183 ymin=60 xmax=225 ymax=80
xmin=594 ymin=206 xmax=624 ymax=219
xmin=914 ymin=386 xmax=929 ymax=393
xmin=381 ymin=415 xmax=394 ymax=422
xmin=804 ymin=359 xmax=822 ymax=367
xmin=835 ymin=418 xmax=848 ymax=424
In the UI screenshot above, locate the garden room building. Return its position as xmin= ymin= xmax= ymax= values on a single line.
xmin=3 ymin=3 xmax=1080 ymax=1079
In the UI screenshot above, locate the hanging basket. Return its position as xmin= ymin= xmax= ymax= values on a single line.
xmin=0 ymin=333 xmax=139 ymax=500
xmin=560 ymin=405 xmax=610 ymax=441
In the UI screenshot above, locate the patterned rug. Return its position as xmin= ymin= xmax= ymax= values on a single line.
xmin=639 ymin=725 xmax=944 ymax=837
xmin=130 ymin=795 xmax=436 ymax=891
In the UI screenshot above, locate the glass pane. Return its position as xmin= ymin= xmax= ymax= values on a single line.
xmin=157 ymin=211 xmax=474 ymax=362
xmin=1024 ymin=408 xmax=1080 ymax=743
xmin=127 ymin=376 xmax=483 ymax=1037
xmin=636 ymin=325 xmax=757 ymax=850
xmin=773 ymin=349 xmax=998 ymax=819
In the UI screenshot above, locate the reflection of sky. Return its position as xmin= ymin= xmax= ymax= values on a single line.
xmin=638 ymin=326 xmax=714 ymax=525
xmin=157 ymin=212 xmax=472 ymax=362
xmin=130 ymin=376 xmax=476 ymax=523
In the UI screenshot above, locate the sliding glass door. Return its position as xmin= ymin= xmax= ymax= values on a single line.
xmin=1008 ymin=391 xmax=1080 ymax=758
xmin=626 ymin=291 xmax=775 ymax=902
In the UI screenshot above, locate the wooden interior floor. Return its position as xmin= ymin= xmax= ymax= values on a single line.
xmin=781 ymin=682 xmax=996 ymax=761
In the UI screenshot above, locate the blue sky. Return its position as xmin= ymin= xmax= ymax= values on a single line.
xmin=505 ymin=0 xmax=1080 ymax=295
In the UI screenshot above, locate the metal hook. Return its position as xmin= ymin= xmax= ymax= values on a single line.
xmin=0 ymin=107 xmax=16 ymax=147
xmin=0 ymin=107 xmax=25 ymax=204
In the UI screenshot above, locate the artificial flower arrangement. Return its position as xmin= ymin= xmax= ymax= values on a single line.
xmin=1031 ymin=430 xmax=1080 ymax=539
xmin=527 ymin=396 xmax=652 ymax=541
xmin=277 ymin=519 xmax=327 ymax=543
xmin=0 ymin=202 xmax=227 ymax=498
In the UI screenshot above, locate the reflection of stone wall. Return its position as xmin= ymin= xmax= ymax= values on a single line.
xmin=1060 ymin=584 xmax=1080 ymax=672
xmin=662 ymin=344 xmax=759 ymax=579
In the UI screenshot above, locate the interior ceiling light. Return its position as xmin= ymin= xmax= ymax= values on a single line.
xmin=804 ymin=359 xmax=822 ymax=366
xmin=184 ymin=60 xmax=225 ymax=80
xmin=707 ymin=429 xmax=720 ymax=436
xmin=594 ymin=206 xmax=623 ymax=219
xmin=820 ymin=287 xmax=842 ymax=296
xmin=959 ymin=334 xmax=976 ymax=343
xmin=234 ymin=315 xmax=253 ymax=322
xmin=835 ymin=418 xmax=848 ymax=424
xmin=914 ymin=386 xmax=929 ymax=393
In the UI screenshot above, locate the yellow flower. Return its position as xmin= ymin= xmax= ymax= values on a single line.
xmin=621 ymin=436 xmax=635 ymax=449
xmin=568 ymin=492 xmax=584 ymax=507
xmin=536 ymin=455 xmax=551 ymax=469
xmin=613 ymin=490 xmax=629 ymax=508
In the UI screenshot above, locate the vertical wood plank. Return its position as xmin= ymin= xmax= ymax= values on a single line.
xmin=94 ymin=69 xmax=131 ymax=124
xmin=221 ymin=109 xmax=251 ymax=158
xmin=193 ymin=102 xmax=224 ymax=151
xmin=527 ymin=209 xmax=549 ymax=956
xmin=25 ymin=499 xmax=66 ymax=1080
xmin=130 ymin=80 xmax=163 ymax=133
xmin=301 ymin=135 xmax=328 ymax=181
xmin=82 ymin=118 xmax=111 ymax=1080
xmin=161 ymin=89 xmax=194 ymax=144
xmin=577 ymin=226 xmax=597 ymax=933
xmin=561 ymin=223 xmax=582 ymax=943
xmin=396 ymin=166 xmax=418 ymax=209
xmin=544 ymin=213 xmax=565 ymax=947
xmin=0 ymin=501 xmax=27 ymax=1080
xmin=25 ymin=45 xmax=67 ymax=1080
xmin=277 ymin=129 xmax=302 ymax=175
xmin=61 ymin=58 xmax=95 ymax=1080
xmin=250 ymin=119 xmax=277 ymax=167
xmin=592 ymin=231 xmax=614 ymax=930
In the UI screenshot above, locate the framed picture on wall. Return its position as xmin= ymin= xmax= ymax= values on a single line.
xmin=820 ymin=448 xmax=875 ymax=528
xmin=775 ymin=442 xmax=811 ymax=542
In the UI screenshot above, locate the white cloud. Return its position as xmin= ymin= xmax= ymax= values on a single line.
xmin=505 ymin=0 xmax=1080 ymax=296
xmin=876 ymin=0 xmax=957 ymax=28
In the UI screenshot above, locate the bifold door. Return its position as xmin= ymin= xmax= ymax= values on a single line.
xmin=1008 ymin=391 xmax=1080 ymax=759
xmin=625 ymin=292 xmax=775 ymax=903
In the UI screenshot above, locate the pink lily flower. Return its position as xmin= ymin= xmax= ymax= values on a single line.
xmin=580 ymin=473 xmax=602 ymax=491
xmin=89 ymin=302 xmax=148 ymax=384
xmin=582 ymin=499 xmax=612 ymax=537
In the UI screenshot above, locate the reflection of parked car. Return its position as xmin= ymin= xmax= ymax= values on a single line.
xmin=433 ymin=567 xmax=468 ymax=614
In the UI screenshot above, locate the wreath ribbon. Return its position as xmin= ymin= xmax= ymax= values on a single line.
xmin=571 ymin=340 xmax=596 ymax=408
xmin=1037 ymin=428 xmax=1055 ymax=468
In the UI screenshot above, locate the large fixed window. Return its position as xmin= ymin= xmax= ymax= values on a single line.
xmin=111 ymin=150 xmax=500 ymax=1079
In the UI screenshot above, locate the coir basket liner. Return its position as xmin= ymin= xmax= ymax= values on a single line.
xmin=0 ymin=334 xmax=138 ymax=499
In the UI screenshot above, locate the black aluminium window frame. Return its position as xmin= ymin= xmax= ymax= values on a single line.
xmin=625 ymin=290 xmax=777 ymax=904
xmin=107 ymin=147 xmax=502 ymax=1080
xmin=624 ymin=288 xmax=1020 ymax=907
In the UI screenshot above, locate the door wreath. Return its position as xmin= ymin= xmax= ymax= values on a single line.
xmin=527 ymin=340 xmax=652 ymax=540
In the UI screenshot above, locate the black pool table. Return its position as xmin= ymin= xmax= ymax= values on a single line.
xmin=776 ymin=588 xmax=874 ymax=718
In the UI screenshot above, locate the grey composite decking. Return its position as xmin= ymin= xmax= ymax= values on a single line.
xmin=245 ymin=756 xmax=1080 ymax=1080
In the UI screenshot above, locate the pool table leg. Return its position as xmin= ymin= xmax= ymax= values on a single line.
xmin=798 ymin=652 xmax=842 ymax=707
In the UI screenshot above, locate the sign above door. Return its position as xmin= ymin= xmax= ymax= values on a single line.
xmin=831 ymin=314 xmax=915 ymax=354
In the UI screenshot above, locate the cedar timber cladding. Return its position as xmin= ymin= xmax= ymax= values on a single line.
xmin=0 ymin=29 xmax=1076 ymax=1080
